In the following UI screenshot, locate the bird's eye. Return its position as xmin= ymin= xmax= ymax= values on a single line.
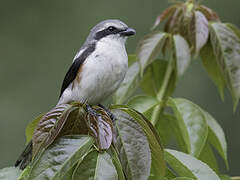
xmin=107 ymin=26 xmax=116 ymax=31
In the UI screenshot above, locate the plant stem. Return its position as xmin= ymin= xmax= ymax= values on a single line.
xmin=151 ymin=59 xmax=173 ymax=125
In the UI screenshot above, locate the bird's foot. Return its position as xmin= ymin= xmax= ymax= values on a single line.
xmin=98 ymin=104 xmax=116 ymax=122
xmin=86 ymin=104 xmax=100 ymax=117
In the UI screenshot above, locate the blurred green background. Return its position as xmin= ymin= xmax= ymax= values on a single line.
xmin=0 ymin=0 xmax=239 ymax=175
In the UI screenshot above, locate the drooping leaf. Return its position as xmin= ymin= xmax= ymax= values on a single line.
xmin=0 ymin=167 xmax=22 ymax=180
xmin=199 ymin=143 xmax=219 ymax=173
xmin=209 ymin=22 xmax=240 ymax=108
xmin=173 ymin=35 xmax=191 ymax=77
xmin=86 ymin=107 xmax=113 ymax=150
xmin=127 ymin=95 xmax=159 ymax=113
xmin=200 ymin=41 xmax=225 ymax=100
xmin=193 ymin=11 xmax=209 ymax=53
xmin=113 ymin=61 xmax=141 ymax=104
xmin=152 ymin=5 xmax=178 ymax=29
xmin=167 ymin=98 xmax=208 ymax=157
xmin=108 ymin=146 xmax=125 ymax=180
xmin=72 ymin=150 xmax=118 ymax=180
xmin=29 ymin=135 xmax=94 ymax=180
xmin=32 ymin=104 xmax=76 ymax=157
xmin=137 ymin=32 xmax=169 ymax=75
xmin=196 ymin=5 xmax=219 ymax=22
xmin=165 ymin=149 xmax=220 ymax=180
xmin=111 ymin=109 xmax=151 ymax=180
xmin=164 ymin=7 xmax=184 ymax=34
xmin=204 ymin=111 xmax=228 ymax=168
xmin=25 ymin=113 xmax=44 ymax=144
xmin=111 ymin=105 xmax=165 ymax=179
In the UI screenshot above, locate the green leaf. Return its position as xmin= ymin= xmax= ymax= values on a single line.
xmin=111 ymin=105 xmax=165 ymax=179
xmin=204 ymin=111 xmax=228 ymax=168
xmin=72 ymin=150 xmax=118 ymax=180
xmin=113 ymin=61 xmax=141 ymax=104
xmin=140 ymin=59 xmax=176 ymax=99
xmin=137 ymin=32 xmax=169 ymax=75
xmin=167 ymin=98 xmax=208 ymax=157
xmin=173 ymin=35 xmax=191 ymax=77
xmin=155 ymin=114 xmax=174 ymax=147
xmin=32 ymin=104 xmax=76 ymax=157
xmin=25 ymin=113 xmax=44 ymax=144
xmin=127 ymin=95 xmax=159 ymax=113
xmin=194 ymin=11 xmax=209 ymax=53
xmin=165 ymin=149 xmax=220 ymax=180
xmin=199 ymin=143 xmax=218 ymax=173
xmin=0 ymin=167 xmax=22 ymax=180
xmin=200 ymin=41 xmax=225 ymax=100
xmin=210 ymin=22 xmax=240 ymax=108
xmin=108 ymin=146 xmax=125 ymax=180
xmin=29 ymin=135 xmax=94 ymax=180
xmin=111 ymin=109 xmax=151 ymax=180
xmin=140 ymin=59 xmax=168 ymax=97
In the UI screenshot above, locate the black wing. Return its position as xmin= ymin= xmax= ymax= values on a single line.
xmin=59 ymin=44 xmax=96 ymax=98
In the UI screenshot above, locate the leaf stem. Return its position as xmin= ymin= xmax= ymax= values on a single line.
xmin=151 ymin=58 xmax=173 ymax=125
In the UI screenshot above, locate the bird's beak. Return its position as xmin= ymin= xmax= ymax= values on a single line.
xmin=120 ymin=28 xmax=136 ymax=36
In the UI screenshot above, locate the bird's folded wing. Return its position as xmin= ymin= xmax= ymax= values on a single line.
xmin=59 ymin=44 xmax=96 ymax=97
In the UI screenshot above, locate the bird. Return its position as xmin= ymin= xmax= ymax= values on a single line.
xmin=15 ymin=19 xmax=135 ymax=170
xmin=58 ymin=19 xmax=135 ymax=106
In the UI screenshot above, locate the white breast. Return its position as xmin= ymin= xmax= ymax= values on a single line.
xmin=58 ymin=36 xmax=128 ymax=105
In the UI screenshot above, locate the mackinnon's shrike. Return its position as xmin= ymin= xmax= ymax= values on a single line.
xmin=58 ymin=19 xmax=135 ymax=105
xmin=15 ymin=19 xmax=135 ymax=169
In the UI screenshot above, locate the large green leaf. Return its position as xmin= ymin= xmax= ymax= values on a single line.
xmin=210 ymin=22 xmax=240 ymax=108
xmin=204 ymin=111 xmax=228 ymax=168
xmin=32 ymin=104 xmax=76 ymax=157
xmin=167 ymin=98 xmax=208 ymax=157
xmin=165 ymin=149 xmax=220 ymax=180
xmin=113 ymin=61 xmax=141 ymax=104
xmin=25 ymin=113 xmax=44 ymax=144
xmin=72 ymin=150 xmax=118 ymax=180
xmin=0 ymin=167 xmax=22 ymax=180
xmin=111 ymin=109 xmax=151 ymax=180
xmin=200 ymin=41 xmax=225 ymax=100
xmin=173 ymin=35 xmax=191 ymax=77
xmin=29 ymin=135 xmax=94 ymax=180
xmin=111 ymin=105 xmax=165 ymax=179
xmin=137 ymin=32 xmax=169 ymax=75
xmin=127 ymin=95 xmax=159 ymax=114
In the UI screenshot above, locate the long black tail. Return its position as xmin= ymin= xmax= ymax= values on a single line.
xmin=15 ymin=140 xmax=33 ymax=170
